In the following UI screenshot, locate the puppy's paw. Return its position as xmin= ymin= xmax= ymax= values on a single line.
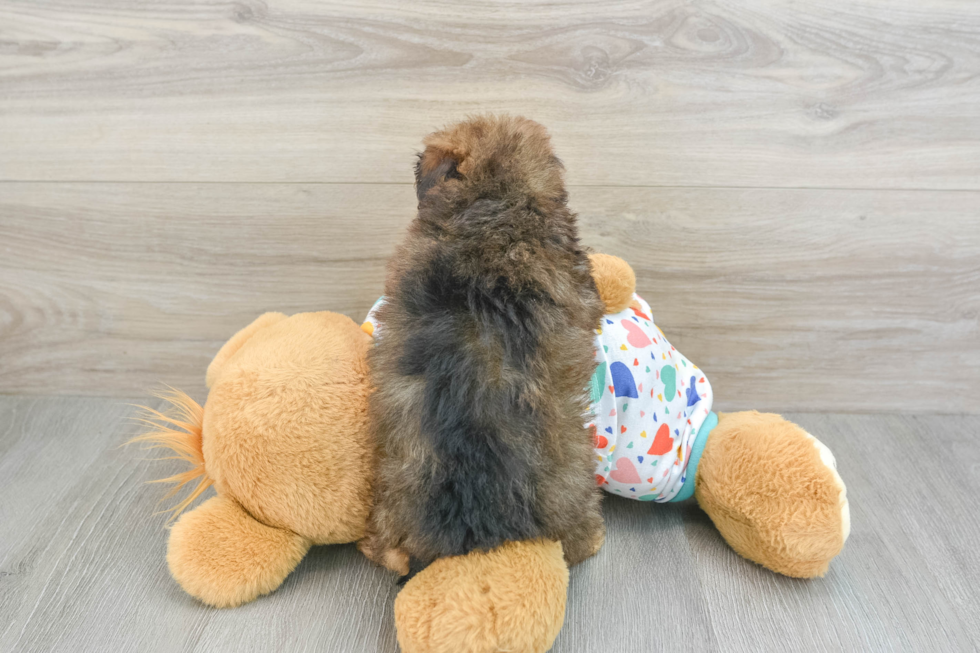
xmin=381 ymin=547 xmax=411 ymax=576
xmin=587 ymin=523 xmax=606 ymax=558
xmin=395 ymin=539 xmax=568 ymax=653
xmin=561 ymin=516 xmax=605 ymax=567
xmin=357 ymin=539 xmax=410 ymax=576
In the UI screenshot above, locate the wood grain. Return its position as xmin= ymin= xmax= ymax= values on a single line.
xmin=2 ymin=397 xmax=979 ymax=651
xmin=2 ymin=182 xmax=977 ymax=412
xmin=1 ymin=0 xmax=979 ymax=187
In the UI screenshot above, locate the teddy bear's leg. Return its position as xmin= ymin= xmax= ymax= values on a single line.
xmin=167 ymin=494 xmax=311 ymax=607
xmin=394 ymin=539 xmax=569 ymax=653
xmin=694 ymin=411 xmax=850 ymax=578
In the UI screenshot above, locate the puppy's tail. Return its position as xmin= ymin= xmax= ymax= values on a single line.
xmin=128 ymin=388 xmax=213 ymax=521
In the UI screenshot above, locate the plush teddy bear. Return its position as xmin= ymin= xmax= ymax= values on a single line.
xmin=135 ymin=254 xmax=849 ymax=653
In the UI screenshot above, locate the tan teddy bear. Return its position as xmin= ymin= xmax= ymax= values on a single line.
xmin=135 ymin=255 xmax=848 ymax=653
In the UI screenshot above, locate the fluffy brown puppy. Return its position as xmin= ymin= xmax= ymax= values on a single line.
xmin=362 ymin=115 xmax=605 ymax=574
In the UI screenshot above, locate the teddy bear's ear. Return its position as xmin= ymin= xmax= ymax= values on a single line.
xmin=206 ymin=312 xmax=287 ymax=388
xmin=414 ymin=146 xmax=463 ymax=202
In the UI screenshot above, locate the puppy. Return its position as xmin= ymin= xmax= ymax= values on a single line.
xmin=360 ymin=115 xmax=606 ymax=574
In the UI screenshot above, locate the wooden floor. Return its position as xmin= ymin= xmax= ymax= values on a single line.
xmin=0 ymin=396 xmax=978 ymax=652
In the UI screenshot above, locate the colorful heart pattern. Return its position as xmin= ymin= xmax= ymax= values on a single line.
xmin=621 ymin=319 xmax=652 ymax=348
xmin=660 ymin=364 xmax=676 ymax=400
xmin=609 ymin=457 xmax=641 ymax=484
xmin=647 ymin=423 xmax=674 ymax=456
xmin=589 ymin=362 xmax=607 ymax=403
xmin=610 ymin=361 xmax=638 ymax=398
xmin=584 ymin=294 xmax=714 ymax=503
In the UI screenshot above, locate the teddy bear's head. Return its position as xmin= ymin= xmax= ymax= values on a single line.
xmin=138 ymin=311 xmax=376 ymax=546
xmin=201 ymin=311 xmax=375 ymax=544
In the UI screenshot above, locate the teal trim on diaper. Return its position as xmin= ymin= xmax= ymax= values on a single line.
xmin=668 ymin=411 xmax=718 ymax=503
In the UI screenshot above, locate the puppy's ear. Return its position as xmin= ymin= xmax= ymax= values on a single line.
xmin=415 ymin=146 xmax=462 ymax=202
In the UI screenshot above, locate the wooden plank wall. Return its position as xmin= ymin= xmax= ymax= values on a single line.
xmin=1 ymin=0 xmax=978 ymax=412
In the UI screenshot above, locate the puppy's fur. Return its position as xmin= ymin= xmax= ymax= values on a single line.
xmin=363 ymin=115 xmax=605 ymax=571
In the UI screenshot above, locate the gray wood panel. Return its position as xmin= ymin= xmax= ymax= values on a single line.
xmin=2 ymin=397 xmax=979 ymax=652
xmin=1 ymin=0 xmax=978 ymax=188
xmin=681 ymin=412 xmax=980 ymax=653
xmin=2 ymin=183 xmax=977 ymax=412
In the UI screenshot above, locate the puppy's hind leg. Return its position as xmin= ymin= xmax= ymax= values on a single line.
xmin=559 ymin=506 xmax=606 ymax=567
xmin=357 ymin=534 xmax=411 ymax=576
xmin=538 ymin=458 xmax=607 ymax=567
xmin=357 ymin=487 xmax=411 ymax=576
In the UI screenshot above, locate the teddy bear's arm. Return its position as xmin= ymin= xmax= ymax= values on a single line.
xmin=168 ymin=494 xmax=311 ymax=608
xmin=588 ymin=253 xmax=636 ymax=314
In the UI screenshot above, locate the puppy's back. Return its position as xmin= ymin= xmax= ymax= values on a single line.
xmin=368 ymin=115 xmax=603 ymax=564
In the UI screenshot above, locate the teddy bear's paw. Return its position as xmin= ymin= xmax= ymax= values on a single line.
xmin=696 ymin=411 xmax=850 ymax=579
xmin=804 ymin=431 xmax=851 ymax=545
xmin=167 ymin=494 xmax=311 ymax=608
xmin=394 ymin=539 xmax=568 ymax=653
